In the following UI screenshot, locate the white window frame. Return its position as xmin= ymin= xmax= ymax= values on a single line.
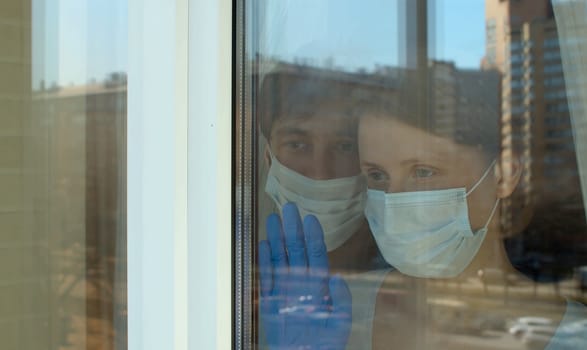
xmin=127 ymin=0 xmax=232 ymax=349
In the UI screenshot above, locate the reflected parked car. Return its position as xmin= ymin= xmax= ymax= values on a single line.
xmin=511 ymin=316 xmax=587 ymax=349
xmin=508 ymin=316 xmax=554 ymax=338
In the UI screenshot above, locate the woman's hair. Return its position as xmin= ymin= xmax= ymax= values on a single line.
xmin=352 ymin=68 xmax=502 ymax=160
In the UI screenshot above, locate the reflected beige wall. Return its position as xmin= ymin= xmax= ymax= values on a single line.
xmin=31 ymin=88 xmax=88 ymax=350
xmin=1 ymin=1 xmax=89 ymax=349
xmin=0 ymin=1 xmax=59 ymax=349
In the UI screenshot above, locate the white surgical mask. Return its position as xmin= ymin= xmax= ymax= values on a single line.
xmin=364 ymin=160 xmax=499 ymax=278
xmin=265 ymin=152 xmax=367 ymax=251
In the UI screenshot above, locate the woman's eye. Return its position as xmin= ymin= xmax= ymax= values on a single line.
xmin=367 ymin=169 xmax=388 ymax=183
xmin=365 ymin=169 xmax=389 ymax=191
xmin=412 ymin=166 xmax=437 ymax=178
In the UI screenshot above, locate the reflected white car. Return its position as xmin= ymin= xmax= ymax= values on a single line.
xmin=511 ymin=317 xmax=586 ymax=349
xmin=508 ymin=316 xmax=554 ymax=338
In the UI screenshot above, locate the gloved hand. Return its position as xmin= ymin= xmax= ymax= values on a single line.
xmin=259 ymin=202 xmax=352 ymax=350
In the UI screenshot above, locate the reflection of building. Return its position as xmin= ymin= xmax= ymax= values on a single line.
xmin=258 ymin=60 xmax=500 ymax=149
xmin=32 ymin=79 xmax=127 ymax=349
xmin=482 ymin=0 xmax=554 ymax=70
xmin=83 ymin=80 xmax=128 ymax=350
xmin=484 ymin=0 xmax=587 ymax=273
xmin=2 ymin=1 xmax=126 ymax=347
xmin=429 ymin=61 xmax=501 ymax=150
xmin=429 ymin=62 xmax=458 ymax=138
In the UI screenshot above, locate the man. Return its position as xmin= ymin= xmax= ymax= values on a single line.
xmin=258 ymin=63 xmax=383 ymax=271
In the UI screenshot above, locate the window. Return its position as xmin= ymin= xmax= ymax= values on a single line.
xmin=487 ymin=18 xmax=497 ymax=45
xmin=545 ymin=115 xmax=571 ymax=127
xmin=510 ymin=41 xmax=523 ymax=52
xmin=545 ymin=76 xmax=566 ymax=87
xmin=544 ymin=50 xmax=562 ymax=61
xmin=510 ymin=54 xmax=524 ymax=64
xmin=546 ymin=129 xmax=574 ymax=139
xmin=544 ymin=37 xmax=560 ymax=48
xmin=545 ymin=64 xmax=564 ymax=74
xmin=2 ymin=0 xmax=238 ymax=349
xmin=486 ymin=47 xmax=496 ymax=64
xmin=545 ymin=89 xmax=567 ymax=100
xmin=2 ymin=0 xmax=127 ymax=348
xmin=547 ymin=102 xmax=570 ymax=112
xmin=235 ymin=1 xmax=587 ymax=349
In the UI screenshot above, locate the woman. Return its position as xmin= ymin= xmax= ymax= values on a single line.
xmin=348 ymin=82 xmax=527 ymax=348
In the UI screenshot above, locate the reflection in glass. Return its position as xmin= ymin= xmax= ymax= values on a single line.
xmin=0 ymin=0 xmax=126 ymax=349
xmin=240 ymin=0 xmax=587 ymax=349
xmin=257 ymin=67 xmax=381 ymax=272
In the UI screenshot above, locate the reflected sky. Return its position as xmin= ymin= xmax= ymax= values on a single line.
xmin=30 ymin=0 xmax=485 ymax=88
xmin=32 ymin=0 xmax=128 ymax=88
xmin=262 ymin=0 xmax=485 ymax=71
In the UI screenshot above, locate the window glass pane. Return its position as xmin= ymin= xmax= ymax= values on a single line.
xmin=0 ymin=0 xmax=127 ymax=348
xmin=237 ymin=0 xmax=587 ymax=349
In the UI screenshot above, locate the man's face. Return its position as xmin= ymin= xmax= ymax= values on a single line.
xmin=268 ymin=111 xmax=361 ymax=180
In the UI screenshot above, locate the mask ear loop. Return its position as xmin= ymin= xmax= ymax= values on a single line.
xmin=267 ymin=147 xmax=285 ymax=170
xmin=267 ymin=146 xmax=276 ymax=160
xmin=465 ymin=159 xmax=500 ymax=231
xmin=482 ymin=198 xmax=500 ymax=230
xmin=466 ymin=159 xmax=497 ymax=196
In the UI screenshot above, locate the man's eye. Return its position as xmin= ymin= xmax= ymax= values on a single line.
xmin=412 ymin=166 xmax=437 ymax=178
xmin=284 ymin=141 xmax=309 ymax=151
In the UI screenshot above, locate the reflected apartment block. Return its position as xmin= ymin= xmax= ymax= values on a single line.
xmin=429 ymin=61 xmax=500 ymax=149
xmin=483 ymin=0 xmax=552 ymax=70
xmin=256 ymin=59 xmax=500 ymax=158
xmin=83 ymin=78 xmax=127 ymax=350
xmin=429 ymin=62 xmax=458 ymax=138
xmin=484 ymin=0 xmax=587 ymax=273
xmin=31 ymin=78 xmax=127 ymax=350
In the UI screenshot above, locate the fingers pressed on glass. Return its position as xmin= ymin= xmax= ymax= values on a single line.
xmin=266 ymin=213 xmax=288 ymax=296
xmin=303 ymin=214 xmax=329 ymax=289
xmin=258 ymin=240 xmax=273 ymax=297
xmin=282 ymin=202 xmax=308 ymax=273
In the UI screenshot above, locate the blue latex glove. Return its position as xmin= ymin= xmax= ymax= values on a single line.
xmin=259 ymin=202 xmax=352 ymax=350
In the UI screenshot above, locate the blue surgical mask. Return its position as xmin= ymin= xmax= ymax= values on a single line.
xmin=364 ymin=160 xmax=499 ymax=278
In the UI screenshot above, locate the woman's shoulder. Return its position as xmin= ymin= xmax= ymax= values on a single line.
xmin=544 ymin=300 xmax=587 ymax=350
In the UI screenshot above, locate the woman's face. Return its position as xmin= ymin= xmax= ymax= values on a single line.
xmin=358 ymin=115 xmax=499 ymax=231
